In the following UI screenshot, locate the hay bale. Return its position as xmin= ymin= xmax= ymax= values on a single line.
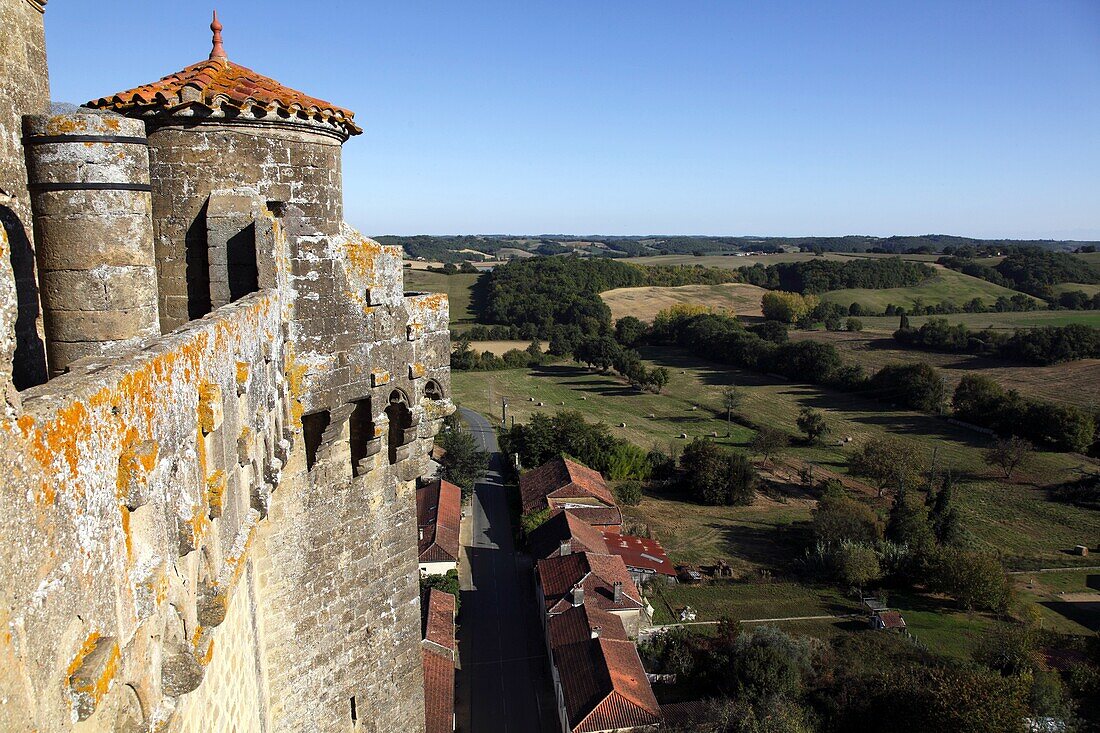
xmin=619 ymin=422 xmax=627 ymax=428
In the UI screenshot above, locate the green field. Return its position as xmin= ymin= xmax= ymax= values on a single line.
xmin=818 ymin=265 xmax=1040 ymax=311
xmin=649 ymin=581 xmax=859 ymax=624
xmin=453 ymin=350 xmax=1100 ymax=570
xmin=857 ymin=309 xmax=1100 ymax=331
xmin=403 ymin=269 xmax=481 ymax=325
xmin=789 ymin=330 xmax=1100 ymax=408
xmin=1052 ymin=282 xmax=1100 ymax=297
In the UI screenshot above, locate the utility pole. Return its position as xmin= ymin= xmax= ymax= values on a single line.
xmin=501 ymin=397 xmax=508 ymax=426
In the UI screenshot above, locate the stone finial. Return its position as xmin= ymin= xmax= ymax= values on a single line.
xmin=209 ymin=10 xmax=226 ymax=60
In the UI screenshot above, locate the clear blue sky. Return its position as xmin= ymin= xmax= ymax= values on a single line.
xmin=44 ymin=2 xmax=1100 ymax=239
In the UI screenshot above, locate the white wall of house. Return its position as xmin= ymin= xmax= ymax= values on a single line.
xmin=419 ymin=560 xmax=458 ymax=576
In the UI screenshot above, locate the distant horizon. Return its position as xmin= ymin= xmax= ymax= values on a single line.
xmin=45 ymin=2 xmax=1100 ymax=239
xmin=369 ymin=232 xmax=1100 ymax=243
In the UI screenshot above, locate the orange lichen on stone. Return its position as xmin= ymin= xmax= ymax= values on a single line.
xmin=119 ymin=505 xmax=132 ymax=559
xmin=67 ymin=633 xmax=101 ymax=678
xmin=343 ymin=236 xmax=382 ymax=280
xmin=235 ymin=361 xmax=251 ymax=387
xmin=284 ymin=348 xmax=308 ymax=422
xmin=206 ymin=471 xmax=226 ymax=519
xmin=197 ymin=382 xmax=224 ymax=435
xmin=116 ymin=439 xmax=159 ymax=500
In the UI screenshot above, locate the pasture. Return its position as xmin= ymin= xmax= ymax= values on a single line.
xmin=453 ymin=348 xmax=1099 ymax=571
xmin=403 ymin=270 xmax=481 ymax=325
xmin=789 ymin=330 xmax=1100 ymax=408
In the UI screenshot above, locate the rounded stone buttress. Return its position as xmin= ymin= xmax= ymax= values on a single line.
xmin=23 ymin=108 xmax=159 ymax=376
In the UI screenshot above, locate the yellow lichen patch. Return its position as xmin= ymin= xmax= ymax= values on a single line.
xmin=69 ymin=637 xmax=120 ymax=709
xmin=119 ymin=505 xmax=132 ymax=559
xmin=67 ymin=633 xmax=101 ymax=678
xmin=197 ymin=382 xmax=224 ymax=435
xmin=284 ymin=347 xmax=308 ymax=422
xmin=46 ymin=116 xmax=86 ymax=135
xmin=191 ymin=626 xmax=215 ymax=667
xmin=235 ymin=361 xmax=251 ymax=387
xmin=343 ymin=236 xmax=383 ymax=280
xmin=116 ymin=439 xmax=159 ymax=501
xmin=205 ymin=471 xmax=226 ymax=519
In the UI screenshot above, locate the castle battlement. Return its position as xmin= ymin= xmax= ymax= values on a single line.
xmin=0 ymin=6 xmax=450 ymax=731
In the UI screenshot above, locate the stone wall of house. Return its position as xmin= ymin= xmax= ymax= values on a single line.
xmin=0 ymin=0 xmax=49 ymax=402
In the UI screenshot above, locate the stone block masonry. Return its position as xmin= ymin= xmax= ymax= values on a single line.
xmin=0 ymin=3 xmax=454 ymax=731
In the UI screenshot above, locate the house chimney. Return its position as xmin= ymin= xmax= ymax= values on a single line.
xmin=418 ymin=527 xmax=424 ymax=542
xmin=612 ymin=581 xmax=623 ymax=603
xmin=571 ymin=586 xmax=584 ymax=607
xmin=591 ymin=626 xmax=601 ymax=639
xmin=559 ymin=539 xmax=571 ymax=556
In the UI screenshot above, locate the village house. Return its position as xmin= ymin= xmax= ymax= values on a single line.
xmin=521 ymin=456 xmax=623 ymax=529
xmin=422 ymin=589 xmax=457 ymax=733
xmin=529 ymin=510 xmax=608 ymax=560
xmin=546 ymin=603 xmax=661 ymax=733
xmin=602 ymin=532 xmax=677 ymax=586
xmin=417 ymin=479 xmax=462 ymax=575
xmin=536 ymin=551 xmax=649 ymax=638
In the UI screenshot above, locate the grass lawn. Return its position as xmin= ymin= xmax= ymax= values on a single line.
xmin=1012 ymin=570 xmax=1100 ymax=636
xmin=453 ymin=349 xmax=1100 ymax=570
xmin=402 ymin=269 xmax=482 ymax=326
xmin=888 ymin=591 xmax=1011 ymax=661
xmin=649 ymin=581 xmax=861 ymax=624
xmin=1052 ymin=282 xmax=1100 ymax=296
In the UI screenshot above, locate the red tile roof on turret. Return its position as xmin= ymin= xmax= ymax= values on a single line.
xmin=86 ymin=13 xmax=361 ymax=138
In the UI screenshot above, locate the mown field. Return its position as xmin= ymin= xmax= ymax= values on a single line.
xmin=602 ymin=282 xmax=769 ymax=322
xmin=789 ymin=330 xmax=1100 ymax=408
xmin=453 ymin=349 xmax=1100 ymax=571
xmin=818 ymin=264 xmax=1041 ymax=311
xmin=403 ymin=269 xmax=481 ymax=325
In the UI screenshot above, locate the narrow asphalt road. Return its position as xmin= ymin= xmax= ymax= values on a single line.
xmin=455 ymin=407 xmax=558 ymax=733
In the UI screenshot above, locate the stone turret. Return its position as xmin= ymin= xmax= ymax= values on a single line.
xmin=86 ymin=12 xmax=362 ymax=331
xmin=23 ymin=109 xmax=159 ymax=376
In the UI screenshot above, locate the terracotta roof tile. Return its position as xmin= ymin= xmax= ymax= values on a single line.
xmin=548 ymin=603 xmax=628 ymax=650
xmin=552 ymin=636 xmax=661 ymax=733
xmin=529 ymin=511 xmax=607 ymax=560
xmin=520 ymin=457 xmax=616 ymax=515
xmin=87 ymin=57 xmax=361 ymax=138
xmin=417 ymin=479 xmax=462 ymax=564
xmin=422 ymin=648 xmax=455 ymax=733
xmin=561 ymin=506 xmax=622 ymax=529
xmin=537 ymin=552 xmax=643 ymax=615
xmin=422 ymin=589 xmax=456 ymax=654
xmin=602 ymin=532 xmax=675 ymax=577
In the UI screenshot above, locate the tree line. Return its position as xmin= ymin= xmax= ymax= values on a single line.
xmin=647 ymin=306 xmax=1095 ymax=452
xmin=894 ymin=318 xmax=1100 ymax=365
xmin=939 ymin=249 xmax=1100 ymax=300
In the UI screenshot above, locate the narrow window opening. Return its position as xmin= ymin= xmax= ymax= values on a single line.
xmin=424 ymin=379 xmax=444 ymax=401
xmin=348 ymin=397 xmax=374 ymax=477
xmin=302 ymin=410 xmax=330 ymax=472
xmin=349 ymin=695 xmax=358 ymax=723
xmin=227 ymin=222 xmax=259 ymax=302
xmin=266 ymin=200 xmax=287 ymax=217
xmin=385 ymin=390 xmax=413 ymax=465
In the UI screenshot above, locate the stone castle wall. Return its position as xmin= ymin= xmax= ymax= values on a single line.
xmin=0 ymin=2 xmax=453 ymax=730
xmin=0 ymin=0 xmax=49 ymax=401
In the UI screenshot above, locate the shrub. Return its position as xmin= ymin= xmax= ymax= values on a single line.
xmin=614 ymin=480 xmax=643 ymax=506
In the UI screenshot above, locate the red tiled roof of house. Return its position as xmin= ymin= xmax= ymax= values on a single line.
xmin=548 ymin=603 xmax=628 ymax=650
xmin=86 ymin=19 xmax=361 ymax=139
xmin=422 ymin=648 xmax=455 ymax=733
xmin=529 ymin=511 xmax=607 ymax=560
xmin=417 ymin=479 xmax=461 ymax=564
xmin=421 ymin=589 xmax=456 ymax=733
xmin=876 ymin=610 xmax=907 ymax=629
xmin=423 ymin=589 xmax=456 ymax=654
xmin=537 ymin=552 xmax=643 ymax=615
xmin=520 ymin=457 xmax=616 ymax=515
xmin=602 ymin=532 xmax=676 ymax=577
xmin=553 ymin=635 xmax=661 ymax=733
